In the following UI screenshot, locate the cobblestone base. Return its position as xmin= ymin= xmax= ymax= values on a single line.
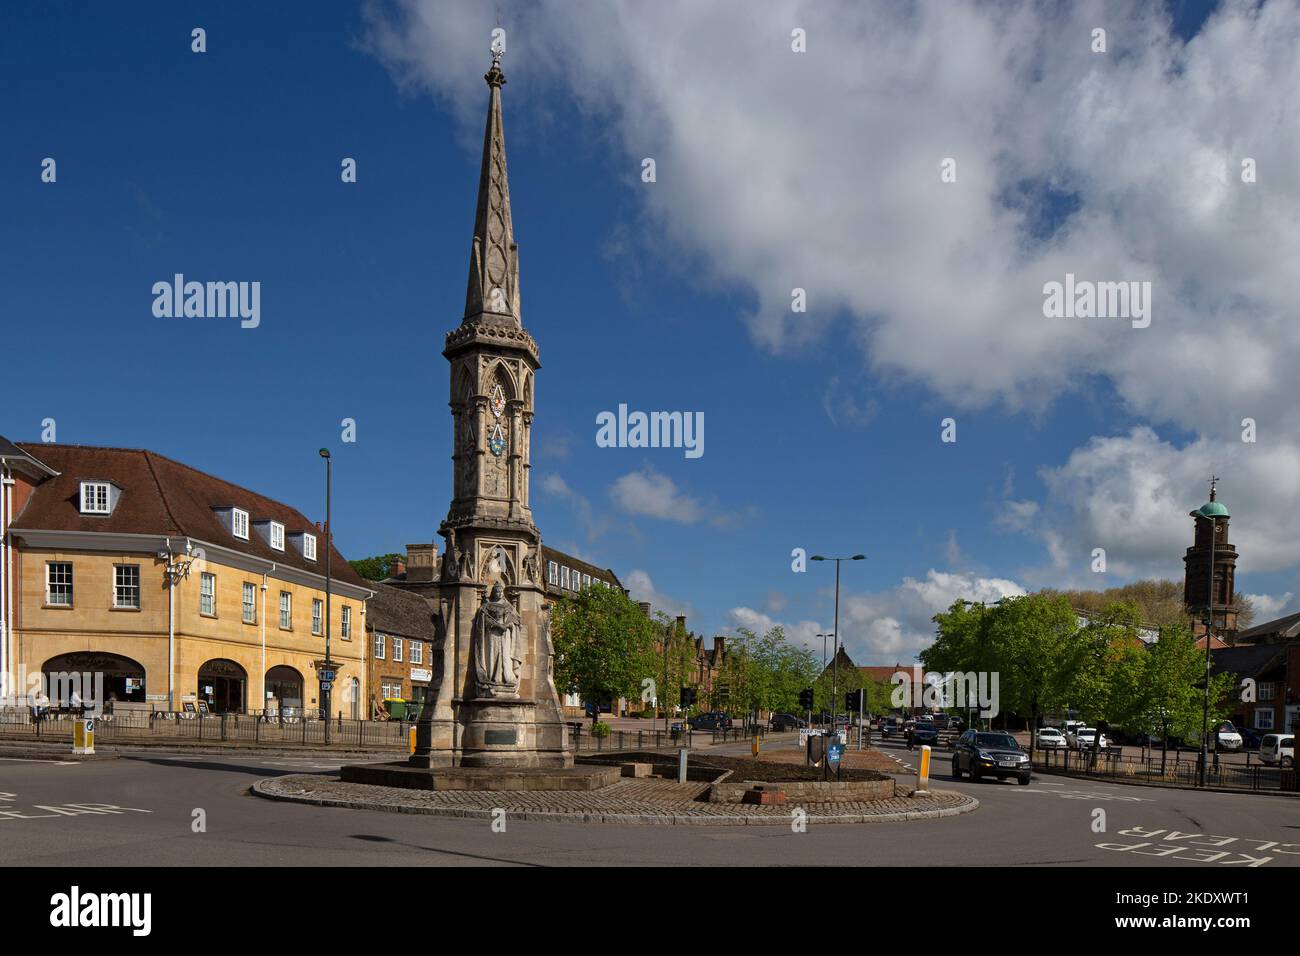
xmin=253 ymin=773 xmax=978 ymax=825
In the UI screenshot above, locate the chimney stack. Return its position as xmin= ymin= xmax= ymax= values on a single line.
xmin=389 ymin=557 xmax=407 ymax=579
xmin=637 ymin=601 xmax=652 ymax=616
xmin=405 ymin=543 xmax=438 ymax=583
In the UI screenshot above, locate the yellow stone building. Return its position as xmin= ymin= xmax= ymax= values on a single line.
xmin=0 ymin=439 xmax=373 ymax=716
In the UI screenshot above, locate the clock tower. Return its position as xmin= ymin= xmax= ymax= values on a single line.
xmin=1183 ymin=478 xmax=1239 ymax=644
xmin=410 ymin=50 xmax=570 ymax=769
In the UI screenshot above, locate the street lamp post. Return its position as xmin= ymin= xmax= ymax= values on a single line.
xmin=320 ymin=448 xmax=333 ymax=745
xmin=1193 ymin=489 xmax=1223 ymax=788
xmin=811 ymin=554 xmax=865 ymax=731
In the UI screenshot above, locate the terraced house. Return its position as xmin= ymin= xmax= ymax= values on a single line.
xmin=0 ymin=439 xmax=373 ymax=716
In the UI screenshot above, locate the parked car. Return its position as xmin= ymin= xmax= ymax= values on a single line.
xmin=1260 ymin=734 xmax=1294 ymax=768
xmin=951 ymin=730 xmax=1032 ymax=784
xmin=687 ymin=712 xmax=732 ymax=731
xmin=1069 ymin=727 xmax=1108 ymax=750
xmin=880 ymin=717 xmax=900 ymax=737
xmin=769 ymin=713 xmax=805 ymax=731
xmin=1213 ymin=721 xmax=1243 ymax=752
xmin=1239 ymin=727 xmax=1263 ymax=750
xmin=1035 ymin=727 xmax=1067 ymax=749
xmin=908 ymin=721 xmax=940 ymax=749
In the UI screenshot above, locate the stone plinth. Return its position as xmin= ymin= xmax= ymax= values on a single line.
xmin=341 ymin=761 xmax=618 ymax=791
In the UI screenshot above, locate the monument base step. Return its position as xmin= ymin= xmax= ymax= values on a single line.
xmin=339 ymin=761 xmax=619 ymax=791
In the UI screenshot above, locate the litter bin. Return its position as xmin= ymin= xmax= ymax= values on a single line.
xmin=671 ymin=722 xmax=683 ymax=742
xmin=384 ymin=698 xmax=408 ymax=721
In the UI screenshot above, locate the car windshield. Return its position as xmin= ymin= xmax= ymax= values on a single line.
xmin=976 ymin=733 xmax=1018 ymax=749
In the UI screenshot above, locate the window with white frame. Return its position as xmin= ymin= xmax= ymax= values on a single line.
xmin=382 ymin=682 xmax=402 ymax=699
xmin=1261 ymin=682 xmax=1276 ymax=701
xmin=312 ymin=599 xmax=323 ymax=635
xmin=341 ymin=605 xmax=351 ymax=639
xmin=79 ymin=481 xmax=110 ymax=514
xmin=583 ymin=573 xmax=591 ymax=589
xmin=560 ymin=566 xmax=569 ymax=589
xmin=1256 ymin=708 xmax=1275 ymax=730
xmin=410 ymin=641 xmax=423 ymax=665
xmin=199 ymin=572 xmax=216 ymax=616
xmin=270 ymin=522 xmax=285 ymax=551
xmin=114 ymin=565 xmax=140 ymax=609
xmin=46 ymin=562 xmax=73 ymax=607
xmin=393 ymin=638 xmax=404 ymax=663
xmin=375 ymin=633 xmax=386 ymax=659
xmin=548 ymin=561 xmax=558 ymax=585
xmin=232 ymin=508 xmax=249 ymax=540
xmin=279 ymin=591 xmax=292 ymax=629
xmin=303 ymin=533 xmax=317 ymax=561
xmin=242 ymin=582 xmax=257 ymax=624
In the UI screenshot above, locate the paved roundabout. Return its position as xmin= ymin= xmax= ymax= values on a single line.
xmin=252 ymin=772 xmax=979 ymax=825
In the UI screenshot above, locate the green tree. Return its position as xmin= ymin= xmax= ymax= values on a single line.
xmin=550 ymin=584 xmax=661 ymax=727
xmin=348 ymin=553 xmax=405 ymax=582
xmin=984 ymin=594 xmax=1077 ymax=758
xmin=1136 ymin=624 xmax=1235 ymax=771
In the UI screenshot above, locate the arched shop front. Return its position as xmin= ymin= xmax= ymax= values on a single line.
xmin=42 ymin=652 xmax=146 ymax=706
xmin=197 ymin=659 xmax=247 ymax=714
xmin=265 ymin=665 xmax=304 ymax=716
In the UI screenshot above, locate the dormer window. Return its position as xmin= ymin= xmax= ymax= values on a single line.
xmin=232 ymin=509 xmax=249 ymax=540
xmin=79 ymin=481 xmax=112 ymax=515
xmin=303 ymin=533 xmax=317 ymax=561
xmin=270 ymin=522 xmax=285 ymax=551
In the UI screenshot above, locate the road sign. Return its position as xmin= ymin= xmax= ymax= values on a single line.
xmin=320 ymin=681 xmax=333 ymax=692
xmin=319 ymin=669 xmax=336 ymax=683
xmin=827 ymin=741 xmax=844 ymax=766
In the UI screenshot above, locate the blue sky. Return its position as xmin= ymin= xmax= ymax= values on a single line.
xmin=5 ymin=0 xmax=1298 ymax=663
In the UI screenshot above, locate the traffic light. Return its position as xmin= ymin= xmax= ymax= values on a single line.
xmin=680 ymin=686 xmax=697 ymax=708
xmin=846 ymin=691 xmax=858 ymax=712
xmin=798 ymin=688 xmax=814 ymax=710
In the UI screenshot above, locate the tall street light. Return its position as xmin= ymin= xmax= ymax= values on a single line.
xmin=811 ymin=554 xmax=866 ymax=728
xmin=1192 ymin=479 xmax=1228 ymax=788
xmin=320 ymin=448 xmax=333 ymax=744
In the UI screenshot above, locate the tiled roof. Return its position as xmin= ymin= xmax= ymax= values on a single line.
xmin=12 ymin=443 xmax=365 ymax=587
xmin=366 ymin=583 xmax=436 ymax=641
xmin=1236 ymin=610 xmax=1300 ymax=642
xmin=1211 ymin=643 xmax=1288 ymax=678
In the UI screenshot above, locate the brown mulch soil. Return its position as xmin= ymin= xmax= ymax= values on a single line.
xmin=744 ymin=746 xmax=900 ymax=774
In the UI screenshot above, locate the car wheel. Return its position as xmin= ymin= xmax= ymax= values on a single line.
xmin=951 ymin=758 xmax=961 ymax=780
xmin=1283 ymin=756 xmax=1293 ymax=769
xmin=969 ymin=763 xmax=981 ymax=782
xmin=1018 ymin=773 xmax=1031 ymax=785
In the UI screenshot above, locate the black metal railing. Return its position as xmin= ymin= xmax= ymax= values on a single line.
xmin=1032 ymin=746 xmax=1293 ymax=792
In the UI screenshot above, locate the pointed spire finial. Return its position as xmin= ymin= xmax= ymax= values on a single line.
xmin=1209 ymin=475 xmax=1219 ymax=501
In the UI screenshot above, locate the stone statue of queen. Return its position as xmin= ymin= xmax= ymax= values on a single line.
xmin=473 ymin=582 xmax=524 ymax=698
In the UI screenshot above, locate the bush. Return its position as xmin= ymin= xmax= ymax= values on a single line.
xmin=591 ymin=721 xmax=612 ymax=738
xmin=637 ymin=708 xmax=656 ymax=719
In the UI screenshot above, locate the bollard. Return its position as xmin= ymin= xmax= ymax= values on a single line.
xmin=409 ymin=726 xmax=417 ymax=755
xmin=915 ymin=744 xmax=931 ymax=796
xmin=752 ymin=734 xmax=762 ymax=758
xmin=677 ymin=748 xmax=688 ymax=783
xmin=73 ymin=717 xmax=95 ymax=755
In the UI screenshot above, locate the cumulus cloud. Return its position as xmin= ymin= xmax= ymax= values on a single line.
xmin=1246 ymin=591 xmax=1296 ymax=623
xmin=730 ymin=569 xmax=1027 ymax=666
xmin=608 ymin=465 xmax=715 ymax=524
xmin=624 ymin=569 xmax=692 ymax=618
xmin=365 ymin=0 xmax=1300 ymax=584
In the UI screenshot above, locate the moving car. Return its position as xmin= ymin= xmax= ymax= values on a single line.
xmin=908 ymin=721 xmax=940 ymax=749
xmin=1240 ymin=727 xmax=1263 ymax=750
xmin=951 ymin=730 xmax=1032 ymax=784
xmin=769 ymin=713 xmax=805 ymax=731
xmin=1260 ymin=734 xmax=1294 ymax=768
xmin=1035 ymin=727 xmax=1067 ymax=749
xmin=880 ymin=717 xmax=900 ymax=737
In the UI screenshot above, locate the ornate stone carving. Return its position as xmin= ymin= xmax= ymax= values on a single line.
xmin=472 ymin=583 xmax=523 ymax=699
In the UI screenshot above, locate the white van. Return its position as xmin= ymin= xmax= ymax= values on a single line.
xmin=1260 ymin=734 xmax=1294 ymax=768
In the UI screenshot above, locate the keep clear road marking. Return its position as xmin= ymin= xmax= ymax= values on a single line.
xmin=0 ymin=758 xmax=77 ymax=765
xmin=1097 ymin=828 xmax=1300 ymax=867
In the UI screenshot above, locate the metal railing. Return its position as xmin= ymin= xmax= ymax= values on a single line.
xmin=0 ymin=709 xmax=416 ymax=749
xmin=1032 ymin=745 xmax=1295 ymax=793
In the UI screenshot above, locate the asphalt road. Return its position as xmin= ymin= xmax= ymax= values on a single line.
xmin=0 ymin=742 xmax=1296 ymax=867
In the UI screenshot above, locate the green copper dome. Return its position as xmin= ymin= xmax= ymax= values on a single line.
xmin=1197 ymin=500 xmax=1230 ymax=519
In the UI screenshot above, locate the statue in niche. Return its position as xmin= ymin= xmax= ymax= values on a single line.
xmin=472 ymin=583 xmax=523 ymax=699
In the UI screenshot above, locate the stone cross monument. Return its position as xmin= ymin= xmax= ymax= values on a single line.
xmin=410 ymin=50 xmax=571 ymax=769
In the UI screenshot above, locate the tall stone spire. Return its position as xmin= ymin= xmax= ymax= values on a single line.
xmin=463 ymin=47 xmax=521 ymax=328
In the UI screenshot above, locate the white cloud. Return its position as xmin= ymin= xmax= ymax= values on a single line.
xmin=624 ymin=569 xmax=692 ymax=619
xmin=609 ymin=466 xmax=706 ymax=524
xmin=1246 ymin=591 xmax=1296 ymax=623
